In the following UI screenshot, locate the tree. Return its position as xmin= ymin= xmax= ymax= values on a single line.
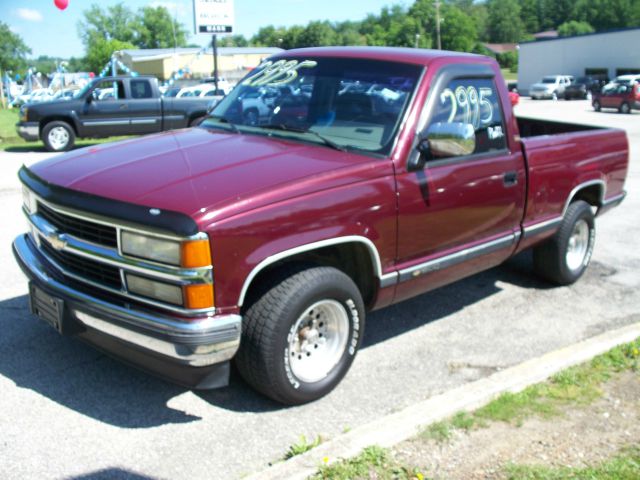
xmin=573 ymin=0 xmax=640 ymax=31
xmin=487 ymin=0 xmax=524 ymax=42
xmin=251 ymin=25 xmax=287 ymax=47
xmin=84 ymin=38 xmax=135 ymax=74
xmin=0 ymin=22 xmax=31 ymax=72
xmin=543 ymin=0 xmax=575 ymax=28
xmin=137 ymin=6 xmax=188 ymax=49
xmin=77 ymin=3 xmax=137 ymax=46
xmin=298 ymin=21 xmax=338 ymax=47
xmin=439 ymin=4 xmax=477 ymax=51
xmin=518 ymin=0 xmax=541 ymax=33
xmin=557 ymin=21 xmax=595 ymax=36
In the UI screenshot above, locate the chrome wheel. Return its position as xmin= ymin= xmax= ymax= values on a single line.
xmin=566 ymin=219 xmax=590 ymax=271
xmin=48 ymin=126 xmax=70 ymax=150
xmin=288 ymin=300 xmax=349 ymax=383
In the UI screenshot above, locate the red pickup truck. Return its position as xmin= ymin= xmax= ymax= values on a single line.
xmin=13 ymin=48 xmax=628 ymax=405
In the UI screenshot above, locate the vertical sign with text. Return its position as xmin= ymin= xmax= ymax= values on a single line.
xmin=193 ymin=0 xmax=235 ymax=35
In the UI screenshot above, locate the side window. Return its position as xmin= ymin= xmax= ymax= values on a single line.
xmin=426 ymin=77 xmax=506 ymax=158
xmin=92 ymin=80 xmax=125 ymax=101
xmin=131 ymin=80 xmax=153 ymax=99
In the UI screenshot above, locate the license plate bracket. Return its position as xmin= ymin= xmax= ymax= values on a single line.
xmin=29 ymin=283 xmax=65 ymax=334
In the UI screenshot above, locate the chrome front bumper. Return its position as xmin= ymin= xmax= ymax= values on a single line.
xmin=16 ymin=122 xmax=39 ymax=142
xmin=13 ymin=233 xmax=242 ymax=388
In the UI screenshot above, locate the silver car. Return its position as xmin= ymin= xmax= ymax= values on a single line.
xmin=530 ymin=75 xmax=573 ymax=100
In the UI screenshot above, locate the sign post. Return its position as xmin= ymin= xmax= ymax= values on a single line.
xmin=193 ymin=0 xmax=234 ymax=92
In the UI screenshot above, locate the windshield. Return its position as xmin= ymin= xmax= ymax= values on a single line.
xmin=541 ymin=77 xmax=557 ymax=84
xmin=204 ymin=57 xmax=422 ymax=155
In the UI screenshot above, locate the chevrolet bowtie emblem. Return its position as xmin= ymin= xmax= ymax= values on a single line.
xmin=45 ymin=232 xmax=67 ymax=251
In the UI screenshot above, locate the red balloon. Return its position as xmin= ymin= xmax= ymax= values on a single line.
xmin=54 ymin=0 xmax=69 ymax=10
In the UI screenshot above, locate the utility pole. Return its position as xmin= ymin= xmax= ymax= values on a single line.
xmin=435 ymin=1 xmax=442 ymax=50
xmin=212 ymin=34 xmax=219 ymax=93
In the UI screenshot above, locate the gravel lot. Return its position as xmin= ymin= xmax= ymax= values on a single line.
xmin=0 ymin=98 xmax=638 ymax=479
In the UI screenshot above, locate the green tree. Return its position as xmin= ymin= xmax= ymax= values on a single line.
xmin=0 ymin=22 xmax=31 ymax=72
xmin=487 ymin=0 xmax=524 ymax=42
xmin=439 ymin=4 xmax=477 ymax=51
xmin=251 ymin=25 xmax=287 ymax=47
xmin=298 ymin=21 xmax=337 ymax=47
xmin=573 ymin=0 xmax=640 ymax=30
xmin=542 ymin=0 xmax=575 ymax=28
xmin=77 ymin=3 xmax=137 ymax=46
xmin=84 ymin=38 xmax=135 ymax=74
xmin=137 ymin=6 xmax=188 ymax=49
xmin=518 ymin=0 xmax=542 ymax=33
xmin=557 ymin=20 xmax=595 ymax=36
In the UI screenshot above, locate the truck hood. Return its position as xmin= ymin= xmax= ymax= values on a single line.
xmin=28 ymin=127 xmax=377 ymax=226
xmin=530 ymin=83 xmax=555 ymax=91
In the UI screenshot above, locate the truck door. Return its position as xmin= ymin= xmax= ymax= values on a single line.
xmin=78 ymin=79 xmax=128 ymax=137
xmin=393 ymin=65 xmax=526 ymax=303
xmin=126 ymin=79 xmax=162 ymax=134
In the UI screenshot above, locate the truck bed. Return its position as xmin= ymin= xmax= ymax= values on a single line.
xmin=516 ymin=116 xmax=628 ymax=251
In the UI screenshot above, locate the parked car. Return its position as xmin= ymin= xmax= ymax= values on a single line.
xmin=564 ymin=76 xmax=602 ymax=100
xmin=613 ymin=74 xmax=640 ymax=85
xmin=16 ymin=75 xmax=211 ymax=151
xmin=592 ymin=81 xmax=640 ymax=113
xmin=529 ymin=75 xmax=573 ymax=100
xmin=13 ymin=47 xmax=628 ymax=405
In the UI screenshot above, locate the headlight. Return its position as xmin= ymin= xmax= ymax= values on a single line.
xmin=125 ymin=273 xmax=183 ymax=305
xmin=22 ymin=185 xmax=37 ymax=213
xmin=20 ymin=106 xmax=28 ymax=122
xmin=120 ymin=231 xmax=212 ymax=267
xmin=121 ymin=231 xmax=181 ymax=265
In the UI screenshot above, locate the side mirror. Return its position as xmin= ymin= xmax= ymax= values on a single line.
xmin=419 ymin=122 xmax=476 ymax=159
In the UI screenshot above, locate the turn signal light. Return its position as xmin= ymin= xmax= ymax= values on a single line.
xmin=181 ymin=239 xmax=212 ymax=268
xmin=184 ymin=284 xmax=215 ymax=309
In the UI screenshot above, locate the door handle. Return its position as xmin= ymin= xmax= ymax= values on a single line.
xmin=503 ymin=171 xmax=518 ymax=187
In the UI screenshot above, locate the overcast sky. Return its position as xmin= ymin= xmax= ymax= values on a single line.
xmin=8 ymin=0 xmax=407 ymax=58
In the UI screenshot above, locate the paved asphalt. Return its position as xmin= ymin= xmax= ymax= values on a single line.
xmin=0 ymin=99 xmax=638 ymax=479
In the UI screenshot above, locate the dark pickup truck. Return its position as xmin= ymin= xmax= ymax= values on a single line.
xmin=16 ymin=76 xmax=210 ymax=151
xmin=13 ymin=47 xmax=628 ymax=405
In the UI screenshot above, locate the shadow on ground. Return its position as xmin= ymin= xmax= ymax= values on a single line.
xmin=0 ymin=251 xmax=548 ymax=427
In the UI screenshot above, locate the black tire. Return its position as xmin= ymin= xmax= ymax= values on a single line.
xmin=533 ymin=200 xmax=595 ymax=285
xmin=189 ymin=116 xmax=206 ymax=127
xmin=593 ymin=100 xmax=601 ymax=112
xmin=619 ymin=102 xmax=631 ymax=114
xmin=564 ymin=93 xmax=570 ymax=101
xmin=235 ymin=265 xmax=365 ymax=405
xmin=42 ymin=120 xmax=75 ymax=152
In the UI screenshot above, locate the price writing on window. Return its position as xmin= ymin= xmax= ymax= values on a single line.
xmin=439 ymin=86 xmax=494 ymax=129
xmin=243 ymin=60 xmax=317 ymax=87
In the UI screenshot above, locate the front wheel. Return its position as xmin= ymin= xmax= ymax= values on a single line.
xmin=533 ymin=200 xmax=595 ymax=285
xmin=619 ymin=102 xmax=631 ymax=114
xmin=42 ymin=121 xmax=75 ymax=152
xmin=235 ymin=266 xmax=365 ymax=405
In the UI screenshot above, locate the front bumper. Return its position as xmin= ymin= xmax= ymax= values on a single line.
xmin=530 ymin=90 xmax=555 ymax=99
xmin=12 ymin=233 xmax=242 ymax=389
xmin=16 ymin=122 xmax=40 ymax=142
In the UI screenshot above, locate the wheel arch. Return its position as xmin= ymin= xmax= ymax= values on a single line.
xmin=563 ymin=179 xmax=605 ymax=216
xmin=238 ymin=236 xmax=389 ymax=310
xmin=39 ymin=116 xmax=78 ymax=137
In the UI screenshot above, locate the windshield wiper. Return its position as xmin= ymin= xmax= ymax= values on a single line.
xmin=260 ymin=124 xmax=348 ymax=152
xmin=205 ymin=115 xmax=241 ymax=134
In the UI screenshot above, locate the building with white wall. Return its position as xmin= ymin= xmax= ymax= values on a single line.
xmin=518 ymin=28 xmax=640 ymax=94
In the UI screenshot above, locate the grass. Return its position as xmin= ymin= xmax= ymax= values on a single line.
xmin=501 ymin=68 xmax=518 ymax=82
xmin=284 ymin=435 xmax=323 ymax=460
xmin=308 ymin=339 xmax=640 ymax=479
xmin=0 ymin=107 xmax=132 ymax=151
xmin=312 ymin=446 xmax=423 ymax=480
xmin=504 ymin=445 xmax=640 ymax=480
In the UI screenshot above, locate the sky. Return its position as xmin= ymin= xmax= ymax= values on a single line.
xmin=7 ymin=0 xmax=408 ymax=58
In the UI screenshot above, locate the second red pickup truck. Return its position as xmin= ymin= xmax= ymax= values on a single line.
xmin=13 ymin=47 xmax=628 ymax=404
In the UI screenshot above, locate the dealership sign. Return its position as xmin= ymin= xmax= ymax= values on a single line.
xmin=193 ymin=0 xmax=234 ymax=34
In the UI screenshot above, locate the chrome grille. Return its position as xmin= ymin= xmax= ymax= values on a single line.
xmin=37 ymin=202 xmax=118 ymax=248
xmin=40 ymin=240 xmax=122 ymax=289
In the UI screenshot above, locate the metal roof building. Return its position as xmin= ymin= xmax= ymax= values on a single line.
xmin=121 ymin=47 xmax=284 ymax=81
xmin=518 ymin=27 xmax=640 ymax=94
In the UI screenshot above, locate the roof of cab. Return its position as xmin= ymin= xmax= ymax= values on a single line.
xmin=275 ymin=46 xmax=482 ymax=66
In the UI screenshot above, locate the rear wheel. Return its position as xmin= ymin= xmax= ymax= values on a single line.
xmin=533 ymin=200 xmax=595 ymax=285
xmin=593 ymin=100 xmax=601 ymax=112
xmin=619 ymin=102 xmax=631 ymax=114
xmin=42 ymin=121 xmax=75 ymax=152
xmin=235 ymin=265 xmax=365 ymax=405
